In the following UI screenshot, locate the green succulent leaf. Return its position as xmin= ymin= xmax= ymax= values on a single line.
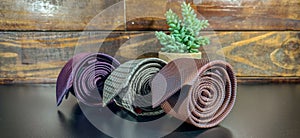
xmin=155 ymin=2 xmax=210 ymax=53
xmin=190 ymin=49 xmax=199 ymax=53
xmin=173 ymin=30 xmax=179 ymax=34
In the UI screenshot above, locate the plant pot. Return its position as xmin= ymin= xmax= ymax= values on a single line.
xmin=158 ymin=51 xmax=202 ymax=63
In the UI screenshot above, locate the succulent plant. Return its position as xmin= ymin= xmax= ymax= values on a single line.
xmin=155 ymin=2 xmax=210 ymax=53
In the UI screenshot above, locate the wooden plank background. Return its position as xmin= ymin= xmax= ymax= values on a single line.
xmin=127 ymin=0 xmax=300 ymax=30
xmin=0 ymin=0 xmax=299 ymax=84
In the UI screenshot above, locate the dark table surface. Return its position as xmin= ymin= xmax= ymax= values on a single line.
xmin=0 ymin=83 xmax=300 ymax=138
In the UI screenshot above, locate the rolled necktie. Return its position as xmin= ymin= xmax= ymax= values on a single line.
xmin=56 ymin=53 xmax=89 ymax=106
xmin=103 ymin=58 xmax=167 ymax=116
xmin=151 ymin=58 xmax=237 ymax=128
xmin=56 ymin=53 xmax=120 ymax=106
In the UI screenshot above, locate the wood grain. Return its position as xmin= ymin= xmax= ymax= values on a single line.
xmin=215 ymin=31 xmax=300 ymax=76
xmin=126 ymin=0 xmax=300 ymax=31
xmin=238 ymin=77 xmax=300 ymax=84
xmin=1 ymin=0 xmax=298 ymax=31
xmin=0 ymin=31 xmax=154 ymax=84
xmin=0 ymin=31 xmax=299 ymax=84
xmin=0 ymin=0 xmax=124 ymax=31
xmin=0 ymin=0 xmax=298 ymax=84
xmin=111 ymin=31 xmax=300 ymax=77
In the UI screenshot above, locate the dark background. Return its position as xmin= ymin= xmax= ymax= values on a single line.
xmin=1 ymin=83 xmax=300 ymax=137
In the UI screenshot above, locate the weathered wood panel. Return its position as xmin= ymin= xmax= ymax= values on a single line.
xmin=0 ymin=31 xmax=299 ymax=84
xmin=0 ymin=31 xmax=149 ymax=84
xmin=112 ymin=31 xmax=300 ymax=77
xmin=126 ymin=0 xmax=300 ymax=31
xmin=1 ymin=0 xmax=299 ymax=31
xmin=238 ymin=77 xmax=300 ymax=84
xmin=0 ymin=0 xmax=124 ymax=30
xmin=215 ymin=31 xmax=300 ymax=76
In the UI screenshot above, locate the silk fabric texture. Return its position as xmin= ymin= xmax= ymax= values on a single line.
xmin=103 ymin=58 xmax=167 ymax=116
xmin=57 ymin=54 xmax=236 ymax=128
xmin=151 ymin=58 xmax=237 ymax=128
xmin=56 ymin=53 xmax=120 ymax=106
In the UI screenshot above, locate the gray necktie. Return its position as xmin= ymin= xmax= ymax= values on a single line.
xmin=103 ymin=58 xmax=167 ymax=116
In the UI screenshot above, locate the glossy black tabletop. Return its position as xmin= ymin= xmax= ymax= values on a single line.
xmin=0 ymin=83 xmax=300 ymax=138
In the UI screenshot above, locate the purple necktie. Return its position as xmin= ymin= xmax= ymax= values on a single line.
xmin=56 ymin=53 xmax=120 ymax=106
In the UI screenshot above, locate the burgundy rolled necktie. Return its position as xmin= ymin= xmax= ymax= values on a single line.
xmin=56 ymin=53 xmax=120 ymax=106
xmin=151 ymin=58 xmax=237 ymax=128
